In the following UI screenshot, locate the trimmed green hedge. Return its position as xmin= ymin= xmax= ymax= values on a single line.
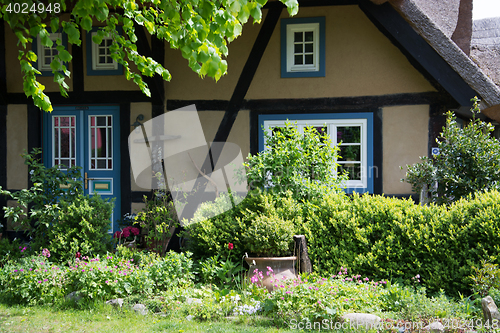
xmin=185 ymin=190 xmax=500 ymax=296
xmin=303 ymin=191 xmax=500 ymax=296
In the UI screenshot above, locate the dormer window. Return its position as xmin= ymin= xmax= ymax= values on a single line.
xmin=86 ymin=27 xmax=123 ymax=76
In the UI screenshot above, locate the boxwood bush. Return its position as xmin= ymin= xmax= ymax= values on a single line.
xmin=301 ymin=190 xmax=500 ymax=296
xmin=186 ymin=189 xmax=500 ymax=296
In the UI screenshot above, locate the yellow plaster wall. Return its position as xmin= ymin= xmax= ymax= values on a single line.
xmin=164 ymin=17 xmax=261 ymax=100
xmin=5 ymin=19 xmax=74 ymax=94
xmin=7 ymin=105 xmax=28 ymax=189
xmin=131 ymin=202 xmax=146 ymax=215
xmin=247 ymin=6 xmax=436 ymax=99
xmin=382 ymin=105 xmax=429 ymax=194
xmin=82 ymin=28 xmax=141 ymax=91
xmin=164 ymin=6 xmax=436 ymax=101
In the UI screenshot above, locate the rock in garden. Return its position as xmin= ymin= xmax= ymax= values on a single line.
xmin=482 ymin=296 xmax=500 ymax=324
xmin=65 ymin=291 xmax=82 ymax=302
xmin=105 ymin=298 xmax=124 ymax=308
xmin=186 ymin=297 xmax=202 ymax=305
xmin=133 ymin=304 xmax=148 ymax=315
xmin=341 ymin=313 xmax=381 ymax=329
xmin=423 ymin=321 xmax=445 ymax=332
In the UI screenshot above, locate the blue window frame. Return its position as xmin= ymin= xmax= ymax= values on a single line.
xmin=259 ymin=113 xmax=374 ymax=193
xmin=281 ymin=17 xmax=325 ymax=78
xmin=86 ymin=27 xmax=123 ymax=76
xmin=32 ymin=32 xmax=68 ymax=76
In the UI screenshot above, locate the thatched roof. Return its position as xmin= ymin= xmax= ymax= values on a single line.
xmin=370 ymin=0 xmax=500 ymax=114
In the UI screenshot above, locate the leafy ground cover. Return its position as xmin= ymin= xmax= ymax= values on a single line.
xmin=0 ymin=247 xmax=493 ymax=333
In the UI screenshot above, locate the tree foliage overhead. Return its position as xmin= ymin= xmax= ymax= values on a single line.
xmin=0 ymin=0 xmax=298 ymax=112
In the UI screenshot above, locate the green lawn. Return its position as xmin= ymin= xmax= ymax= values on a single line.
xmin=0 ymin=304 xmax=296 ymax=333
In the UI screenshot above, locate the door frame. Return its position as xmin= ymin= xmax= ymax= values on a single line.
xmin=42 ymin=105 xmax=121 ymax=233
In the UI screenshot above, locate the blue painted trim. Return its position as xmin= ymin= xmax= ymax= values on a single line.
xmin=281 ymin=17 xmax=326 ymax=78
xmin=86 ymin=27 xmax=123 ymax=76
xmin=42 ymin=109 xmax=83 ymax=169
xmin=44 ymin=106 xmax=121 ymax=234
xmin=258 ymin=113 xmax=374 ymax=194
xmin=32 ymin=31 xmax=68 ymax=77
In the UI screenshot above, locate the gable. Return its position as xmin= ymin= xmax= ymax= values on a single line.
xmin=246 ymin=5 xmax=436 ymax=99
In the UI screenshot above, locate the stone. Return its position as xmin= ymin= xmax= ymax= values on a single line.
xmin=105 ymin=298 xmax=124 ymax=308
xmin=133 ymin=304 xmax=148 ymax=315
xmin=341 ymin=313 xmax=381 ymax=330
xmin=186 ymin=297 xmax=202 ymax=305
xmin=482 ymin=296 xmax=500 ymax=324
xmin=65 ymin=291 xmax=82 ymax=302
xmin=423 ymin=321 xmax=445 ymax=332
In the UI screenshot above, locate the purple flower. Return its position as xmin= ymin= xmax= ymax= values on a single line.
xmin=37 ymin=281 xmax=42 ymax=283
xmin=13 ymin=269 xmax=18 ymax=273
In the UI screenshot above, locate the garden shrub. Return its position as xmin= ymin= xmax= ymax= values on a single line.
xmin=403 ymin=98 xmax=500 ymax=205
xmin=44 ymin=194 xmax=114 ymax=262
xmin=300 ymin=190 xmax=500 ymax=296
xmin=184 ymin=190 xmax=301 ymax=260
xmin=241 ymin=121 xmax=347 ymax=201
xmin=148 ymin=251 xmax=195 ymax=292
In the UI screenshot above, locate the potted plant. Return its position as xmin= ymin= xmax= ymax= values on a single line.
xmin=240 ymin=206 xmax=298 ymax=291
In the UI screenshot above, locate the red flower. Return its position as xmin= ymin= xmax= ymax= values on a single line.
xmin=130 ymin=227 xmax=140 ymax=236
xmin=228 ymin=243 xmax=234 ymax=250
xmin=75 ymin=252 xmax=81 ymax=259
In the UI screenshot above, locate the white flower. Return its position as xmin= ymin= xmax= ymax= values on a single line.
xmin=186 ymin=315 xmax=193 ymax=321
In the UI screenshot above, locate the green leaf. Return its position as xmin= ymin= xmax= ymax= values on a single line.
xmin=81 ymin=16 xmax=92 ymax=31
xmin=57 ymin=48 xmax=72 ymax=62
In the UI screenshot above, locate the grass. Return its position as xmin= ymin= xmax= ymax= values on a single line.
xmin=0 ymin=304 xmax=295 ymax=333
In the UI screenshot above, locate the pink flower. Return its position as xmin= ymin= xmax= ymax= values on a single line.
xmin=42 ymin=248 xmax=50 ymax=258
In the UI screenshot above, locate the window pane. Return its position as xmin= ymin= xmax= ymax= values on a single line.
xmin=97 ymin=160 xmax=106 ymax=169
xmin=99 ymin=56 xmax=106 ymax=64
xmin=107 ymin=57 xmax=113 ymax=63
xmin=305 ymin=43 xmax=313 ymax=53
xmin=337 ymin=126 xmax=361 ymax=143
xmin=305 ymin=31 xmax=314 ymax=42
xmin=304 ymin=54 xmax=313 ymax=64
xmin=99 ymin=48 xmax=106 ymax=55
xmin=294 ymin=55 xmax=303 ymax=65
xmin=338 ymin=163 xmax=361 ymax=180
xmin=294 ymin=32 xmax=303 ymax=42
xmin=97 ymin=128 xmax=107 ymax=158
xmin=294 ymin=43 xmax=303 ymax=53
xmin=339 ymin=145 xmax=361 ymax=161
xmin=97 ymin=117 xmax=106 ymax=126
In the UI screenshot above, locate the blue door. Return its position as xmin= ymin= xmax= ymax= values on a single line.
xmin=43 ymin=105 xmax=121 ymax=234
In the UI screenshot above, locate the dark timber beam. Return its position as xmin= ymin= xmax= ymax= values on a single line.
xmin=0 ymin=20 xmax=6 ymax=105
xmin=134 ymin=24 xmax=165 ymax=105
xmin=182 ymin=6 xmax=282 ymax=219
xmin=209 ymin=6 xmax=282 ymax=162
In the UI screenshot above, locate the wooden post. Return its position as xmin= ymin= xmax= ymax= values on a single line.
xmin=293 ymin=235 xmax=312 ymax=274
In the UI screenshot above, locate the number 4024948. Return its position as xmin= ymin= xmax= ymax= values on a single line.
xmin=5 ymin=2 xmax=61 ymax=14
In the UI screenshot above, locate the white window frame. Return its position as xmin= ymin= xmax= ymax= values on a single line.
xmin=37 ymin=33 xmax=62 ymax=72
xmin=263 ymin=119 xmax=368 ymax=190
xmin=286 ymin=23 xmax=320 ymax=73
xmin=91 ymin=32 xmax=118 ymax=71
